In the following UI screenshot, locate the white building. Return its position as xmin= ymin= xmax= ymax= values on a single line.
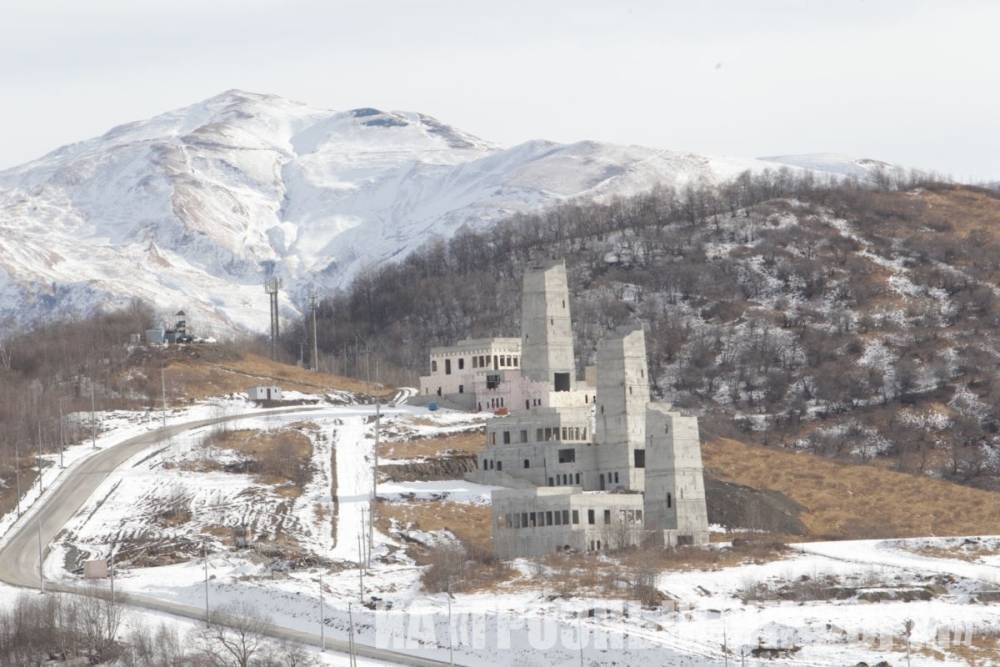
xmin=418 ymin=337 xmax=522 ymax=410
xmin=247 ymin=385 xmax=282 ymax=401
xmin=416 ymin=262 xmax=600 ymax=414
xmin=466 ymin=260 xmax=709 ymax=558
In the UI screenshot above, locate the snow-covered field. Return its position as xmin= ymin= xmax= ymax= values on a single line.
xmin=5 ymin=395 xmax=1000 ymax=665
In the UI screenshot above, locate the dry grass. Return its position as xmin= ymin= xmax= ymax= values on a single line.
xmin=624 ymin=539 xmax=789 ymax=571
xmin=0 ymin=464 xmax=39 ymax=520
xmin=495 ymin=541 xmax=788 ymax=604
xmin=916 ymin=625 xmax=1000 ymax=667
xmin=197 ymin=428 xmax=313 ymax=498
xmin=160 ymin=351 xmax=394 ymax=402
xmin=379 ymin=431 xmax=485 ymax=460
xmin=374 ymin=498 xmax=514 ymax=593
xmin=902 ymin=540 xmax=1000 ymax=564
xmin=705 ymin=436 xmax=1000 ymax=539
xmin=374 ymin=499 xmax=492 ymax=554
xmin=918 ymin=187 xmax=1000 ymax=240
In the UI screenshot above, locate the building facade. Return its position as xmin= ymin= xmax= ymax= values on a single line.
xmin=465 ymin=259 xmax=710 ymax=558
xmin=418 ymin=337 xmax=523 ymax=410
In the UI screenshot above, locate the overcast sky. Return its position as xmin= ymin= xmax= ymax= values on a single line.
xmin=2 ymin=0 xmax=998 ymax=180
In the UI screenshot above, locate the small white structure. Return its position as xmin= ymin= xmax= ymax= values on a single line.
xmin=248 ymin=385 xmax=282 ymax=401
xmin=145 ymin=327 xmax=166 ymax=345
xmin=83 ymin=559 xmax=109 ymax=579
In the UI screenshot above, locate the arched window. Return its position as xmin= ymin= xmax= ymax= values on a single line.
xmin=523 ymin=459 xmax=530 ymax=469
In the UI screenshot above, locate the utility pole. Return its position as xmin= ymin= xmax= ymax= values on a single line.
xmin=203 ymin=542 xmax=210 ymax=626
xmin=723 ymin=620 xmax=729 ymax=667
xmin=578 ymin=615 xmax=585 ymax=667
xmin=370 ymin=403 xmax=380 ymax=559
xmin=447 ymin=578 xmax=454 ymax=667
xmin=13 ymin=440 xmax=21 ymax=516
xmin=357 ymin=534 xmax=365 ymax=603
xmin=36 ymin=423 xmax=44 ymax=495
xmin=360 ymin=509 xmax=368 ymax=567
xmin=161 ymin=367 xmax=168 ymax=432
xmin=264 ymin=278 xmax=282 ymax=361
xmin=110 ymin=548 xmax=115 ymax=605
xmin=310 ymin=291 xmax=320 ymax=372
xmin=318 ymin=573 xmax=325 ymax=652
xmin=58 ymin=399 xmax=65 ymax=469
xmin=37 ymin=517 xmax=44 ymax=594
xmin=90 ymin=383 xmax=97 ymax=449
xmin=348 ymin=602 xmax=357 ymax=667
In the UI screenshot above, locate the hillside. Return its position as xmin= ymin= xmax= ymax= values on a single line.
xmin=705 ymin=435 xmax=1000 ymax=540
xmin=0 ymin=305 xmax=392 ymax=522
xmin=0 ymin=90 xmax=902 ymax=334
xmin=312 ymin=177 xmax=1000 ymax=491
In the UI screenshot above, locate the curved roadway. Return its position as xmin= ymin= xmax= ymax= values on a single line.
xmin=0 ymin=407 xmax=455 ymax=667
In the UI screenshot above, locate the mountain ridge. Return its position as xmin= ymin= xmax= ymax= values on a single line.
xmin=0 ymin=89 xmax=903 ymax=335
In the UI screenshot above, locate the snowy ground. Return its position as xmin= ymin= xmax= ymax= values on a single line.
xmin=7 ymin=397 xmax=1000 ymax=665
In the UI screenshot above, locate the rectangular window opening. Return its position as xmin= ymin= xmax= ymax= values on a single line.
xmin=634 ymin=449 xmax=645 ymax=468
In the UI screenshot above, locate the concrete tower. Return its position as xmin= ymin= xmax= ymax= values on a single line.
xmin=642 ymin=404 xmax=709 ymax=547
xmin=520 ymin=260 xmax=576 ymax=392
xmin=595 ymin=325 xmax=650 ymax=491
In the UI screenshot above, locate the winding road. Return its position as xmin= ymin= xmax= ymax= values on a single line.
xmin=0 ymin=406 xmax=456 ymax=667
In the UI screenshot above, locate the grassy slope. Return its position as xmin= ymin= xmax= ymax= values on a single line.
xmin=164 ymin=351 xmax=396 ymax=401
xmin=706 ymin=435 xmax=1000 ymax=540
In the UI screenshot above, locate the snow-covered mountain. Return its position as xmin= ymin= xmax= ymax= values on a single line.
xmin=0 ymin=90 xmax=897 ymax=334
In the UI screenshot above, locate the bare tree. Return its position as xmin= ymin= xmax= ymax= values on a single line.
xmin=77 ymin=589 xmax=124 ymax=663
xmin=200 ymin=601 xmax=272 ymax=667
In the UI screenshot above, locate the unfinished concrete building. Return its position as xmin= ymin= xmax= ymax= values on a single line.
xmin=467 ymin=259 xmax=710 ymax=559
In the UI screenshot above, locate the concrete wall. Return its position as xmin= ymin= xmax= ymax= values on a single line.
xmin=492 ymin=487 xmax=644 ymax=559
xmin=475 ymin=407 xmax=598 ymax=488
xmin=520 ymin=260 xmax=576 ymax=391
xmin=418 ymin=337 xmax=521 ymax=399
xmin=595 ymin=325 xmax=650 ymax=492
xmin=643 ymin=404 xmax=710 ymax=546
